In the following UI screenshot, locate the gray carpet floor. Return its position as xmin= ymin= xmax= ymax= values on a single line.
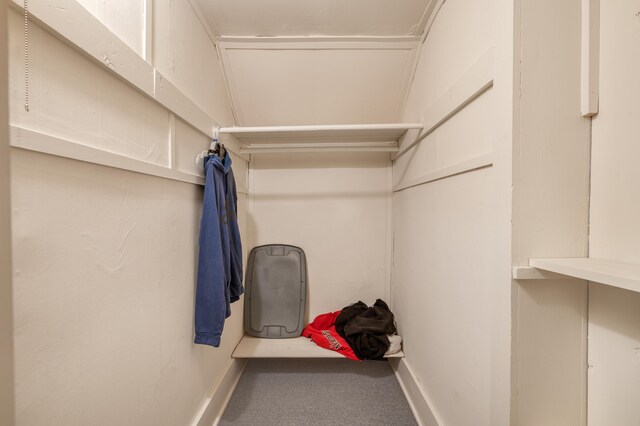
xmin=219 ymin=359 xmax=418 ymax=426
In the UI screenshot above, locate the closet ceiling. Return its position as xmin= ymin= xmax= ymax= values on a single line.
xmin=195 ymin=0 xmax=435 ymax=126
xmin=195 ymin=0 xmax=432 ymax=37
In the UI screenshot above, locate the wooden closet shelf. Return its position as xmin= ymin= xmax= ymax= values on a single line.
xmin=220 ymin=123 xmax=423 ymax=153
xmin=232 ymin=336 xmax=404 ymax=359
xmin=529 ymin=257 xmax=640 ymax=293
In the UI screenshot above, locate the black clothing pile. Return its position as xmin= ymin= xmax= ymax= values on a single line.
xmin=335 ymin=299 xmax=397 ymax=360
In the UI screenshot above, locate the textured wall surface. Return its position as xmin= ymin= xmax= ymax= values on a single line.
xmin=8 ymin=1 xmax=247 ymax=424
xmin=391 ymin=0 xmax=510 ymax=424
xmin=249 ymin=152 xmax=392 ymax=320
xmin=1 ymin=0 xmax=16 ymax=424
xmin=588 ymin=0 xmax=640 ymax=423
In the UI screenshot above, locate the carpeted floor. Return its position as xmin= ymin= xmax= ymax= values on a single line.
xmin=219 ymin=359 xmax=418 ymax=426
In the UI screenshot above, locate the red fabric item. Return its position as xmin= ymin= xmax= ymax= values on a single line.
xmin=302 ymin=310 xmax=360 ymax=361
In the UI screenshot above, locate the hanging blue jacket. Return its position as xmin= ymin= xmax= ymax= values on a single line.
xmin=194 ymin=153 xmax=243 ymax=347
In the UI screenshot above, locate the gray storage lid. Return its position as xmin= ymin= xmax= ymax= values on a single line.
xmin=244 ymin=245 xmax=307 ymax=338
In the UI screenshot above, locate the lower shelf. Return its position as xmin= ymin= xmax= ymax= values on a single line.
xmin=232 ymin=336 xmax=404 ymax=359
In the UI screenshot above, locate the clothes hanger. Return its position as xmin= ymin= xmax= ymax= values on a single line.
xmin=195 ymin=127 xmax=226 ymax=166
xmin=209 ymin=127 xmax=226 ymax=159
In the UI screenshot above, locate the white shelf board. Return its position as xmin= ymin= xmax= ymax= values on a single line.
xmin=232 ymin=336 xmax=404 ymax=359
xmin=220 ymin=123 xmax=423 ymax=146
xmin=239 ymin=146 xmax=399 ymax=154
xmin=529 ymin=257 xmax=640 ymax=293
xmin=512 ymin=266 xmax=571 ymax=280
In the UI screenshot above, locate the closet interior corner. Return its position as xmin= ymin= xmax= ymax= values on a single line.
xmin=3 ymin=0 xmax=640 ymax=425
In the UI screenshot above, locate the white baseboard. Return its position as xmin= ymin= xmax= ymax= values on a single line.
xmin=191 ymin=358 xmax=247 ymax=426
xmin=390 ymin=357 xmax=442 ymax=426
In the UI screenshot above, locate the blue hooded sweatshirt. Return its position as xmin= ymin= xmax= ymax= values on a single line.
xmin=194 ymin=153 xmax=243 ymax=347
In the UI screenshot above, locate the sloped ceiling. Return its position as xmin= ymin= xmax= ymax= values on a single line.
xmin=219 ymin=44 xmax=418 ymax=126
xmin=195 ymin=0 xmax=431 ymax=37
xmin=195 ymin=0 xmax=435 ymax=126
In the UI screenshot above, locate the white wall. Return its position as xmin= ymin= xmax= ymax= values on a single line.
xmin=393 ymin=169 xmax=497 ymax=425
xmin=589 ymin=0 xmax=640 ymax=262
xmin=8 ymin=1 xmax=246 ymax=424
xmin=511 ymin=0 xmax=591 ymax=424
xmin=391 ymin=0 xmax=512 ymax=424
xmin=249 ymin=152 xmax=391 ymax=320
xmin=154 ymin=1 xmax=234 ymax=125
xmin=8 ymin=10 xmax=170 ymax=165
xmin=10 ymin=151 xmax=245 ymax=426
xmin=1 ymin=1 xmax=16 ymax=424
xmin=588 ymin=1 xmax=640 ymax=424
xmin=75 ymin=0 xmax=145 ymax=56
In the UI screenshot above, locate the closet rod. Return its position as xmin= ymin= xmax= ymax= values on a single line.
xmin=240 ymin=146 xmax=399 ymax=154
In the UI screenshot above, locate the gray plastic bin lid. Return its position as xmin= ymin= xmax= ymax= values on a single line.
xmin=244 ymin=244 xmax=307 ymax=338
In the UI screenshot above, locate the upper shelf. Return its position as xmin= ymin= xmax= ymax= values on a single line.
xmin=529 ymin=257 xmax=640 ymax=293
xmin=220 ymin=123 xmax=424 ymax=154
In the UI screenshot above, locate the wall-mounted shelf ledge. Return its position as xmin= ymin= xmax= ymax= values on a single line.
xmin=512 ymin=266 xmax=571 ymax=280
xmin=10 ymin=126 xmax=209 ymax=187
xmin=233 ymin=336 xmax=403 ymax=359
xmin=528 ymin=258 xmax=640 ymax=293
